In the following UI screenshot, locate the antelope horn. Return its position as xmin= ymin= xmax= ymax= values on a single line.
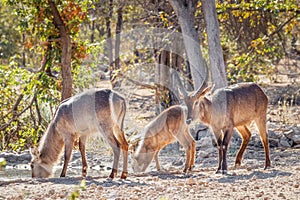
xmin=191 ymin=81 xmax=208 ymax=99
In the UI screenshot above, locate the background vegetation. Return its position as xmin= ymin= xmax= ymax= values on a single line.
xmin=0 ymin=0 xmax=299 ymax=151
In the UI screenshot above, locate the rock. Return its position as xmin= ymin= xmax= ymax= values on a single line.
xmin=278 ymin=193 xmax=286 ymax=198
xmin=18 ymin=152 xmax=31 ymax=161
xmin=162 ymin=142 xmax=180 ymax=151
xmin=268 ymin=122 xmax=280 ymax=130
xmin=197 ymin=150 xmax=210 ymax=159
xmin=291 ymin=134 xmax=300 ymax=144
xmin=254 ymin=140 xmax=263 ymax=148
xmin=22 ymin=160 xmax=28 ymax=164
xmin=269 ymin=138 xmax=279 ymax=148
xmin=281 ymin=128 xmax=300 ymax=146
xmin=268 ymin=130 xmax=281 ymax=139
xmin=72 ymin=152 xmax=81 ymax=159
xmin=196 ymin=137 xmax=213 ymax=150
xmin=256 ymin=191 xmax=264 ymax=198
xmin=293 ymin=144 xmax=300 ymax=149
xmin=190 ymin=124 xmax=211 ymax=140
xmin=172 ymin=159 xmax=183 ymax=166
xmin=279 ymin=136 xmax=292 ymax=148
xmin=48 ymin=189 xmax=55 ymax=195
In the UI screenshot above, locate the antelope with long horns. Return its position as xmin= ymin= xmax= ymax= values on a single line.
xmin=173 ymin=71 xmax=271 ymax=174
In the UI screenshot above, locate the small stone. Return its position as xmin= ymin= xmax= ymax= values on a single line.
xmin=97 ymin=186 xmax=103 ymax=190
xmin=291 ymin=135 xmax=300 ymax=144
xmin=269 ymin=138 xmax=279 ymax=148
xmin=48 ymin=189 xmax=55 ymax=195
xmin=294 ymin=144 xmax=300 ymax=149
xmin=246 ymin=167 xmax=252 ymax=171
xmin=251 ymin=175 xmax=257 ymax=181
xmin=279 ymin=137 xmax=292 ymax=147
xmin=186 ymin=178 xmax=196 ymax=185
xmin=172 ymin=159 xmax=183 ymax=166
xmin=198 ymin=150 xmax=210 ymax=159
xmin=278 ymin=193 xmax=286 ymax=199
xmin=256 ymin=191 xmax=264 ymax=197
xmin=177 ymin=182 xmax=184 ymax=186
xmin=59 ymin=191 xmax=68 ymax=198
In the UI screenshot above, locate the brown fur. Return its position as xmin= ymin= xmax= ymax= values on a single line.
xmin=190 ymin=82 xmax=271 ymax=174
xmin=30 ymin=89 xmax=128 ymax=179
xmin=130 ymin=105 xmax=196 ymax=173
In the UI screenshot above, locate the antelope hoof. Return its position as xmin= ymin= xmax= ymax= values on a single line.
xmin=82 ymin=167 xmax=87 ymax=177
xmin=215 ymin=169 xmax=221 ymax=174
xmin=234 ymin=163 xmax=241 ymax=169
xmin=109 ymin=169 xmax=118 ymax=179
xmin=222 ymin=170 xmax=227 ymax=175
xmin=264 ymin=165 xmax=271 ymax=170
xmin=120 ymin=171 xmax=128 ymax=179
xmin=189 ymin=165 xmax=195 ymax=171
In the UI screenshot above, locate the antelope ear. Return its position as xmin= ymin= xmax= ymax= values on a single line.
xmin=128 ymin=140 xmax=139 ymax=153
xmin=30 ymin=147 xmax=40 ymax=158
xmin=196 ymin=84 xmax=215 ymax=99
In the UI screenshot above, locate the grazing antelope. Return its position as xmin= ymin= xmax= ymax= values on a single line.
xmin=30 ymin=89 xmax=129 ymax=179
xmin=184 ymin=82 xmax=271 ymax=174
xmin=130 ymin=105 xmax=196 ymax=173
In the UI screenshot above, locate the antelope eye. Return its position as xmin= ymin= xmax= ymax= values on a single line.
xmin=194 ymin=101 xmax=199 ymax=106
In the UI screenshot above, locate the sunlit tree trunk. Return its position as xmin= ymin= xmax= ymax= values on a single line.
xmin=106 ymin=0 xmax=114 ymax=72
xmin=115 ymin=5 xmax=123 ymax=71
xmin=112 ymin=3 xmax=124 ymax=88
xmin=169 ymin=0 xmax=208 ymax=89
xmin=48 ymin=0 xmax=72 ymax=100
xmin=202 ymin=0 xmax=227 ymax=89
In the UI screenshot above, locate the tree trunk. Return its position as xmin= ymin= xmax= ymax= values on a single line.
xmin=202 ymin=0 xmax=227 ymax=89
xmin=155 ymin=50 xmax=172 ymax=114
xmin=91 ymin=20 xmax=95 ymax=43
xmin=169 ymin=0 xmax=208 ymax=89
xmin=48 ymin=0 xmax=72 ymax=101
xmin=112 ymin=4 xmax=123 ymax=88
xmin=106 ymin=0 xmax=114 ymax=71
xmin=115 ymin=5 xmax=123 ymax=71
xmin=160 ymin=50 xmax=170 ymax=89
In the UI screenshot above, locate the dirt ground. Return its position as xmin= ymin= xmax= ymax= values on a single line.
xmin=0 ymin=62 xmax=300 ymax=200
xmin=0 ymin=150 xmax=299 ymax=200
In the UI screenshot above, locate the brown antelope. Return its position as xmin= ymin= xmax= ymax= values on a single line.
xmin=182 ymin=82 xmax=271 ymax=174
xmin=30 ymin=89 xmax=129 ymax=179
xmin=130 ymin=105 xmax=196 ymax=173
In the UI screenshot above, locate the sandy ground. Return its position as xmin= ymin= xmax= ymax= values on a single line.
xmin=0 ymin=149 xmax=300 ymax=200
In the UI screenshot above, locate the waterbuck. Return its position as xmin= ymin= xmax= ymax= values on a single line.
xmin=186 ymin=82 xmax=271 ymax=174
xmin=30 ymin=88 xmax=129 ymax=179
xmin=130 ymin=105 xmax=196 ymax=173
